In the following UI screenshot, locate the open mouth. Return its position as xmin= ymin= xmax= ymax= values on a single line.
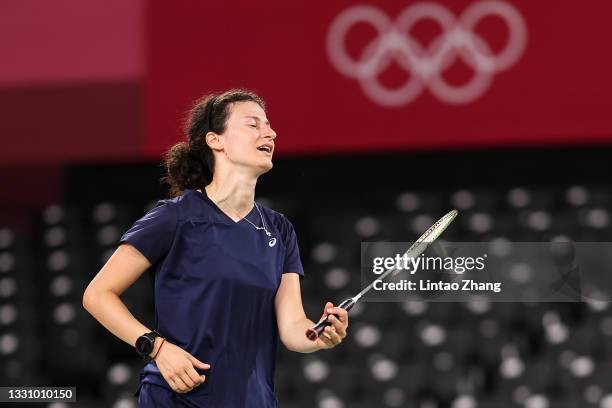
xmin=257 ymin=145 xmax=273 ymax=154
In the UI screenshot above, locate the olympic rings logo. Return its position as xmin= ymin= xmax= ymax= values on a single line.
xmin=326 ymin=1 xmax=528 ymax=106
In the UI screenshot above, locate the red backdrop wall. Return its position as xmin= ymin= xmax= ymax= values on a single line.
xmin=1 ymin=1 xmax=612 ymax=166
xmin=146 ymin=0 xmax=612 ymax=157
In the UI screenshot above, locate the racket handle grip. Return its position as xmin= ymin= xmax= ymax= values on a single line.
xmin=305 ymin=298 xmax=356 ymax=341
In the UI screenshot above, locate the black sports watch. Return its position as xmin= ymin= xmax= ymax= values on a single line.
xmin=135 ymin=330 xmax=161 ymax=358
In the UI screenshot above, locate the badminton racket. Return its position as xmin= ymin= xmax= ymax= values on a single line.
xmin=306 ymin=209 xmax=458 ymax=340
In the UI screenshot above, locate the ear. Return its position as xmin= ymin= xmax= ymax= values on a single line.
xmin=205 ymin=131 xmax=224 ymax=151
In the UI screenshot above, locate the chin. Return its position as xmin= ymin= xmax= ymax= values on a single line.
xmin=255 ymin=160 xmax=273 ymax=175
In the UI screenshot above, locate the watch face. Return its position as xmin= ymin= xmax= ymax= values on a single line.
xmin=135 ymin=335 xmax=153 ymax=356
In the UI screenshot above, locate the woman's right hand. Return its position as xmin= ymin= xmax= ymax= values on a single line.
xmin=153 ymin=340 xmax=211 ymax=393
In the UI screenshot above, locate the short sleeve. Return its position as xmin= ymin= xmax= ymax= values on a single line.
xmin=281 ymin=217 xmax=305 ymax=279
xmin=119 ymin=200 xmax=178 ymax=265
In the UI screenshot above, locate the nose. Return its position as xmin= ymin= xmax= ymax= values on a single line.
xmin=263 ymin=126 xmax=277 ymax=140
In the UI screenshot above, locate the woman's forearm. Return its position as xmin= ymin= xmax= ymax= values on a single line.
xmin=83 ymin=289 xmax=159 ymax=353
xmin=281 ymin=317 xmax=323 ymax=353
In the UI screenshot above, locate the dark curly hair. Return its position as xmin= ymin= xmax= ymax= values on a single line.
xmin=161 ymin=89 xmax=266 ymax=198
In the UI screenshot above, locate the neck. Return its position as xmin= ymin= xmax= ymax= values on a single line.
xmin=204 ymin=169 xmax=257 ymax=220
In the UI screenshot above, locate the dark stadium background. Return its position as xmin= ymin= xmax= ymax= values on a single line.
xmin=1 ymin=1 xmax=612 ymax=407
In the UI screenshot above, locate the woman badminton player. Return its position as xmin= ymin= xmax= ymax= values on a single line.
xmin=82 ymin=89 xmax=349 ymax=407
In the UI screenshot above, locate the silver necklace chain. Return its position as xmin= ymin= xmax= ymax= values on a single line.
xmin=241 ymin=203 xmax=272 ymax=237
xmin=199 ymin=189 xmax=272 ymax=237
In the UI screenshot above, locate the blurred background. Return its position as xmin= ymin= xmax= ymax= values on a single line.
xmin=1 ymin=0 xmax=612 ymax=407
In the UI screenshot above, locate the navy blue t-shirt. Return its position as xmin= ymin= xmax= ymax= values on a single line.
xmin=119 ymin=188 xmax=304 ymax=407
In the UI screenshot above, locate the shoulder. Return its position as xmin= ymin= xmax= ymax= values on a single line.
xmin=151 ymin=191 xmax=184 ymax=208
xmin=258 ymin=203 xmax=297 ymax=236
xmin=129 ymin=198 xmax=179 ymax=235
xmin=154 ymin=189 xmax=208 ymax=221
xmin=146 ymin=196 xmax=180 ymax=219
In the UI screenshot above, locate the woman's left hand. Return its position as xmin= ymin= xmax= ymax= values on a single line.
xmin=315 ymin=301 xmax=349 ymax=349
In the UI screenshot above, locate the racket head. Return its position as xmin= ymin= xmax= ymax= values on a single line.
xmin=386 ymin=209 xmax=458 ymax=277
xmin=415 ymin=209 xmax=458 ymax=243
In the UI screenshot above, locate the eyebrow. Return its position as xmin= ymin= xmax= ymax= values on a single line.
xmin=245 ymin=115 xmax=270 ymax=126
